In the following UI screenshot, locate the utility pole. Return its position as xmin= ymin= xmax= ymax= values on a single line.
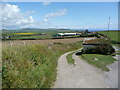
xmin=108 ymin=16 xmax=111 ymax=31
xmin=106 ymin=16 xmax=111 ymax=40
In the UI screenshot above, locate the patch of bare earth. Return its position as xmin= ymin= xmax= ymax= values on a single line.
xmin=2 ymin=38 xmax=83 ymax=46
xmin=2 ymin=37 xmax=97 ymax=47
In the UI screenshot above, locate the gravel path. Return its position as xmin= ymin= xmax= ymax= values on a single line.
xmin=54 ymin=49 xmax=111 ymax=88
xmin=103 ymin=55 xmax=119 ymax=88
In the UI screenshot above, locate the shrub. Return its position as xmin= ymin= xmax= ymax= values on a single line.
xmin=83 ymin=39 xmax=115 ymax=55
xmin=111 ymin=40 xmax=120 ymax=44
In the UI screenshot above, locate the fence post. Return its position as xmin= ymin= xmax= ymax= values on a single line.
xmin=9 ymin=41 xmax=12 ymax=47
xmin=32 ymin=41 xmax=34 ymax=44
xmin=23 ymin=41 xmax=25 ymax=45
xmin=48 ymin=43 xmax=51 ymax=49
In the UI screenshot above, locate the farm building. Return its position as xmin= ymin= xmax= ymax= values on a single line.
xmin=58 ymin=33 xmax=81 ymax=36
xmin=83 ymin=38 xmax=99 ymax=52
xmin=82 ymin=38 xmax=115 ymax=55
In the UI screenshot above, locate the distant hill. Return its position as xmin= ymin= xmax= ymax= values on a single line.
xmin=20 ymin=28 xmax=42 ymax=30
xmin=20 ymin=28 xmax=72 ymax=31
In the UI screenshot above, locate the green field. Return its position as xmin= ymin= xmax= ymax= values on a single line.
xmin=99 ymin=31 xmax=120 ymax=42
xmin=2 ymin=41 xmax=82 ymax=88
xmin=2 ymin=29 xmax=81 ymax=40
xmin=80 ymin=54 xmax=116 ymax=71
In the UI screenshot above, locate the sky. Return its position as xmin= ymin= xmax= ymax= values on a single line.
xmin=1 ymin=2 xmax=118 ymax=30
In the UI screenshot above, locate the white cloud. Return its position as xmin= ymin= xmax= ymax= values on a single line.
xmin=43 ymin=9 xmax=67 ymax=22
xmin=44 ymin=9 xmax=67 ymax=18
xmin=43 ymin=18 xmax=48 ymax=22
xmin=1 ymin=3 xmax=36 ymax=29
xmin=1 ymin=3 xmax=68 ymax=29
xmin=26 ymin=10 xmax=35 ymax=15
xmin=42 ymin=1 xmax=51 ymax=6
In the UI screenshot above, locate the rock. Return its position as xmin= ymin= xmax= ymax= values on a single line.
xmin=93 ymin=58 xmax=98 ymax=61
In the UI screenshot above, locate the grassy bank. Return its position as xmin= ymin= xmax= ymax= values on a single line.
xmin=79 ymin=54 xmax=116 ymax=71
xmin=2 ymin=41 xmax=82 ymax=88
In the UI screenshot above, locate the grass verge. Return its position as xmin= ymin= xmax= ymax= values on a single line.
xmin=79 ymin=54 xmax=116 ymax=71
xmin=66 ymin=53 xmax=75 ymax=65
xmin=114 ymin=52 xmax=120 ymax=55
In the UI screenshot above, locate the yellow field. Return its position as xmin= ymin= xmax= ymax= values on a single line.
xmin=13 ymin=33 xmax=37 ymax=35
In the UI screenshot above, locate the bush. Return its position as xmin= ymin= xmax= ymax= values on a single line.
xmin=83 ymin=39 xmax=115 ymax=55
xmin=84 ymin=44 xmax=115 ymax=55
xmin=111 ymin=40 xmax=120 ymax=44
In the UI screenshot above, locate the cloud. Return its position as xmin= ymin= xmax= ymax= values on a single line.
xmin=44 ymin=9 xmax=67 ymax=18
xmin=26 ymin=10 xmax=35 ymax=15
xmin=1 ymin=3 xmax=68 ymax=29
xmin=1 ymin=3 xmax=36 ymax=29
xmin=43 ymin=9 xmax=67 ymax=22
xmin=42 ymin=1 xmax=51 ymax=6
xmin=43 ymin=18 xmax=48 ymax=22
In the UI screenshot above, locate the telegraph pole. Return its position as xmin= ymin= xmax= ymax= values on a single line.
xmin=108 ymin=16 xmax=111 ymax=31
xmin=107 ymin=16 xmax=111 ymax=40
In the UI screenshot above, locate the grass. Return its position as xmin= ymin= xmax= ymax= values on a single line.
xmin=66 ymin=49 xmax=82 ymax=65
xmin=115 ymin=52 xmax=120 ymax=55
xmin=66 ymin=52 xmax=75 ymax=65
xmin=2 ymin=29 xmax=81 ymax=40
xmin=99 ymin=31 xmax=120 ymax=42
xmin=113 ymin=50 xmax=120 ymax=55
xmin=112 ymin=44 xmax=120 ymax=55
xmin=79 ymin=54 xmax=116 ymax=71
xmin=2 ymin=41 xmax=82 ymax=88
xmin=113 ymin=44 xmax=120 ymax=48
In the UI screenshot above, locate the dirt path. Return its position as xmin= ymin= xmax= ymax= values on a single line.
xmin=54 ymin=49 xmax=111 ymax=88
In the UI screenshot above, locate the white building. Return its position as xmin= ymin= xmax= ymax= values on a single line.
xmin=58 ymin=33 xmax=81 ymax=36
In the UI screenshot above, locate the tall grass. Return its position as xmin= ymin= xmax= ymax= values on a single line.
xmin=2 ymin=41 xmax=82 ymax=88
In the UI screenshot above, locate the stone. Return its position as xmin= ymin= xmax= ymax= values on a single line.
xmin=93 ymin=58 xmax=98 ymax=61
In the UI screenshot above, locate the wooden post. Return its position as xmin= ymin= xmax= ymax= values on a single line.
xmin=9 ymin=41 xmax=12 ymax=47
xmin=23 ymin=41 xmax=25 ymax=45
xmin=107 ymin=16 xmax=111 ymax=39
xmin=32 ymin=41 xmax=34 ymax=44
xmin=48 ymin=43 xmax=51 ymax=49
